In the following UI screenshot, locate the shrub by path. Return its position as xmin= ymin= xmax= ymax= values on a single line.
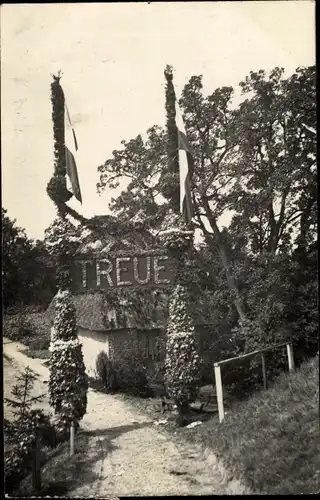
xmin=3 ymin=338 xmax=242 ymax=496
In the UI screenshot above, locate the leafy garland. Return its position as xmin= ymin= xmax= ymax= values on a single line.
xmin=47 ymin=74 xmax=88 ymax=435
xmin=161 ymin=68 xmax=201 ymax=425
xmin=49 ymin=290 xmax=88 ymax=434
xmin=164 ymin=284 xmax=202 ymax=424
xmin=160 ymin=65 xmax=180 ymax=212
xmin=46 ymin=73 xmax=72 ymax=213
xmin=46 ymin=73 xmax=88 ymax=226
xmin=158 ymin=209 xmax=194 ymax=286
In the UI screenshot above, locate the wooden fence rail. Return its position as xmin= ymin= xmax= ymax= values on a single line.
xmin=70 ymin=421 xmax=75 ymax=456
xmin=214 ymin=343 xmax=295 ymax=424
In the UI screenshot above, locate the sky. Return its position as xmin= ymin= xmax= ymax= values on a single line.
xmin=1 ymin=1 xmax=315 ymax=241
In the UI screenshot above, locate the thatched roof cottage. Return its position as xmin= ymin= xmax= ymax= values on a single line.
xmin=46 ymin=287 xmax=216 ymax=380
xmin=46 ymin=215 xmax=216 ymax=379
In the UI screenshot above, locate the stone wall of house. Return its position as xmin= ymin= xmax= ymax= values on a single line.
xmin=107 ymin=329 xmax=141 ymax=388
xmin=107 ymin=328 xmax=138 ymax=364
xmin=77 ymin=327 xmax=109 ymax=377
xmin=107 ymin=328 xmax=165 ymax=389
xmin=108 ymin=328 xmax=164 ymax=364
xmin=75 ymin=323 xmax=217 ymax=384
xmin=107 ymin=325 xmax=217 ymax=387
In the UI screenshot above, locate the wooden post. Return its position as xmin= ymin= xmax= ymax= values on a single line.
xmin=286 ymin=344 xmax=295 ymax=372
xmin=70 ymin=421 xmax=75 ymax=456
xmin=32 ymin=428 xmax=41 ymax=492
xmin=261 ymin=353 xmax=267 ymax=390
xmin=214 ymin=364 xmax=224 ymax=423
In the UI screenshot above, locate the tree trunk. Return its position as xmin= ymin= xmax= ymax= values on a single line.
xmin=294 ymin=194 xmax=316 ymax=260
xmin=266 ymin=193 xmax=288 ymax=272
xmin=202 ymin=197 xmax=246 ymax=321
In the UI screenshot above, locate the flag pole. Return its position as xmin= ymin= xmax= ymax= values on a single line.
xmin=46 ymin=73 xmax=72 ymax=217
xmin=46 ymin=74 xmax=88 ymax=434
xmin=164 ymin=65 xmax=180 ymax=214
xmin=47 ymin=73 xmax=73 ymax=288
xmin=160 ymin=66 xmax=201 ymax=427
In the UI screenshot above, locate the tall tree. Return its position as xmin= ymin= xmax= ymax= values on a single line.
xmin=225 ymin=66 xmax=316 ymax=262
xmin=2 ymin=208 xmax=57 ymax=309
xmin=2 ymin=208 xmax=32 ymax=309
xmin=97 ymin=65 xmax=316 ymax=331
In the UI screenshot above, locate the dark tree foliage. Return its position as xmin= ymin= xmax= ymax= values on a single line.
xmin=2 ymin=208 xmax=57 ymax=310
xmin=97 ymin=65 xmax=317 ymax=363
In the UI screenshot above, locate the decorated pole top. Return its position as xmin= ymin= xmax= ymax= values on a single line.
xmin=47 ymin=73 xmax=73 ymax=215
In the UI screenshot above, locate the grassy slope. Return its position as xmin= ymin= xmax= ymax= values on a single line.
xmin=182 ymin=355 xmax=319 ymax=494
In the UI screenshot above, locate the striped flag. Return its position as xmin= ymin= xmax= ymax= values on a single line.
xmin=65 ymin=103 xmax=82 ymax=203
xmin=175 ymin=101 xmax=193 ymax=223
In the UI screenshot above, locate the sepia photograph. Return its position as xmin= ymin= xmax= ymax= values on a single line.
xmin=1 ymin=1 xmax=318 ymax=497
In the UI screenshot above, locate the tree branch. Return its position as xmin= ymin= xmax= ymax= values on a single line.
xmin=201 ymin=195 xmax=246 ymax=321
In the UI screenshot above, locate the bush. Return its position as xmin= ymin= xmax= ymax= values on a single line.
xmin=11 ymin=431 xmax=90 ymax=498
xmin=206 ymin=320 xmax=293 ymax=400
xmin=146 ymin=361 xmax=166 ymax=397
xmin=3 ymin=314 xmax=34 ymax=343
xmin=3 ymin=312 xmax=51 ymax=351
xmin=24 ymin=348 xmax=51 ymax=360
xmin=27 ymin=335 xmax=50 ymax=351
xmin=87 ymin=375 xmax=108 ymax=393
xmin=4 ymin=366 xmax=56 ymax=495
xmin=5 ymin=411 xmax=57 ymax=495
xmin=5 ymin=436 xmax=33 ymax=494
xmin=145 ymin=336 xmax=167 ymax=396
xmin=95 ymin=350 xmax=111 ymax=386
xmin=27 ymin=312 xmax=51 ymax=338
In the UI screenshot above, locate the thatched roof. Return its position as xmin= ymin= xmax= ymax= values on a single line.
xmin=46 ymin=284 xmax=218 ymax=332
xmin=46 ymin=289 xmax=169 ymax=332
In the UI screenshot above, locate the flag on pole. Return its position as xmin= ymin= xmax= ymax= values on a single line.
xmin=65 ymin=103 xmax=82 ymax=203
xmin=175 ymin=101 xmax=193 ymax=223
xmin=302 ymin=123 xmax=316 ymax=136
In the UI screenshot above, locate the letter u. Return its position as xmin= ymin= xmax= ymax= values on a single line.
xmin=133 ymin=256 xmax=151 ymax=285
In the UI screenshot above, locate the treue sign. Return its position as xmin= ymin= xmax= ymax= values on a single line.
xmin=72 ymin=254 xmax=174 ymax=291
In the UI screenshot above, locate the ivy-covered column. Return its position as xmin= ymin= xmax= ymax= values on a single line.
xmin=160 ymin=66 xmax=202 ymax=426
xmin=47 ymin=73 xmax=73 ymax=215
xmin=46 ymin=74 xmax=88 ymax=439
xmin=159 ymin=212 xmax=202 ymax=427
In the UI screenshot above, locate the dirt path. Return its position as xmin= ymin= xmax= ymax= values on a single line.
xmin=69 ymin=391 xmax=230 ymax=497
xmin=3 ymin=339 xmax=51 ymax=420
xmin=3 ymin=338 xmax=235 ymax=496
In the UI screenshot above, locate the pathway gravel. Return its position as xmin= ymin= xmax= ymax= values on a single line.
xmin=3 ymin=338 xmax=238 ymax=496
